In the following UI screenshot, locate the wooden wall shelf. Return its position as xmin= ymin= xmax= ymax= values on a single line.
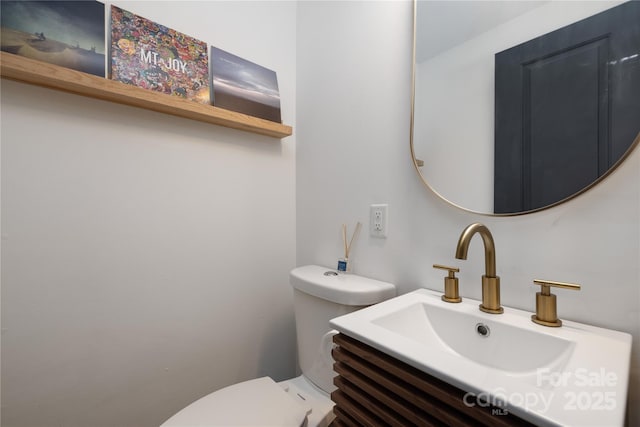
xmin=0 ymin=52 xmax=292 ymax=139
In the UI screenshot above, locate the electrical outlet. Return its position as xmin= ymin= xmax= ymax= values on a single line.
xmin=370 ymin=204 xmax=388 ymax=238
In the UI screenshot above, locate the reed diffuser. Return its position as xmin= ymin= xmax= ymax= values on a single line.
xmin=338 ymin=222 xmax=361 ymax=273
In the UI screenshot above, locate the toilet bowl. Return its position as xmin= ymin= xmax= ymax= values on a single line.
xmin=160 ymin=265 xmax=396 ymax=427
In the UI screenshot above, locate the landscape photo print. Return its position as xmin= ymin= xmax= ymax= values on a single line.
xmin=211 ymin=47 xmax=281 ymax=123
xmin=0 ymin=0 xmax=105 ymax=77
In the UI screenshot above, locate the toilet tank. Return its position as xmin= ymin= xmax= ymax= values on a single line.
xmin=290 ymin=265 xmax=396 ymax=393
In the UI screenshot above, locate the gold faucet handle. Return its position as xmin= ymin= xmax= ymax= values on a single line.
xmin=433 ymin=264 xmax=461 ymax=303
xmin=533 ymin=279 xmax=581 ymax=295
xmin=531 ymin=279 xmax=581 ymax=327
xmin=433 ymin=264 xmax=459 ymax=277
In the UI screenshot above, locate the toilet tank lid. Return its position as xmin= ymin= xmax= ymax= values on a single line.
xmin=290 ymin=265 xmax=396 ymax=306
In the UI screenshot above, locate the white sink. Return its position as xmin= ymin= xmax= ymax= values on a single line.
xmin=330 ymin=288 xmax=632 ymax=427
xmin=372 ymin=301 xmax=574 ymax=374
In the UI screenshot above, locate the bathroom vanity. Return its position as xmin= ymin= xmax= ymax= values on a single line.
xmin=329 ymin=289 xmax=632 ymax=426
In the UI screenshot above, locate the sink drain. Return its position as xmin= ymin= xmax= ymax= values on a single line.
xmin=475 ymin=323 xmax=490 ymax=337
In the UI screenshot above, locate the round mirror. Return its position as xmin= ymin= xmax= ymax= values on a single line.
xmin=411 ymin=0 xmax=640 ymax=215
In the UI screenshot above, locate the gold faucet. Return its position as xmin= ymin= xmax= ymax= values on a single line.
xmin=455 ymin=223 xmax=503 ymax=314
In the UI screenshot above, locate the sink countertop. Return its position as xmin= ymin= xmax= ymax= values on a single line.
xmin=330 ymin=288 xmax=632 ymax=427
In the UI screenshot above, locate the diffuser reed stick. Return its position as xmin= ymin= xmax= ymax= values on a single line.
xmin=346 ymin=222 xmax=361 ymax=259
xmin=341 ymin=222 xmax=362 ymax=259
xmin=339 ymin=222 xmax=362 ymax=273
xmin=342 ymin=223 xmax=348 ymax=259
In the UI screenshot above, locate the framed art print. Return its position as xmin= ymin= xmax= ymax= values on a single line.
xmin=110 ymin=5 xmax=209 ymax=104
xmin=1 ymin=0 xmax=105 ymax=77
xmin=210 ymin=47 xmax=281 ymax=122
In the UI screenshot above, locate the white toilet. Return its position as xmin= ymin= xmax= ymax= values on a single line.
xmin=160 ymin=265 xmax=396 ymax=427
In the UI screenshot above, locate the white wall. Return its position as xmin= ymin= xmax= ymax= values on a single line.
xmin=2 ymin=1 xmax=638 ymax=426
xmin=1 ymin=2 xmax=297 ymax=426
xmin=415 ymin=0 xmax=624 ymax=212
xmin=297 ymin=1 xmax=639 ymax=425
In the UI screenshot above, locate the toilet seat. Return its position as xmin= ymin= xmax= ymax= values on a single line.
xmin=160 ymin=377 xmax=312 ymax=426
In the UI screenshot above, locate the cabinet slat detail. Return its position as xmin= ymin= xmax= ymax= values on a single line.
xmin=335 ymin=363 xmax=454 ymax=427
xmin=334 ymin=334 xmax=466 ymax=407
xmin=332 ymin=406 xmax=362 ymax=427
xmin=333 ymin=375 xmax=416 ymax=426
xmin=332 ymin=333 xmax=536 ymax=427
xmin=333 ymin=348 xmax=473 ymax=426
xmin=333 ymin=342 xmax=482 ymax=424
xmin=332 ymin=390 xmax=386 ymax=426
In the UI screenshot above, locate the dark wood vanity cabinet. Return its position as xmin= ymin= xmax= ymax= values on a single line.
xmin=330 ymin=333 xmax=535 ymax=427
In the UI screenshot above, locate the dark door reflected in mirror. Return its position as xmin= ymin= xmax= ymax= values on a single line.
xmin=412 ymin=0 xmax=640 ymax=215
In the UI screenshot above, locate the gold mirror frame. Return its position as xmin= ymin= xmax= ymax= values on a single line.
xmin=409 ymin=0 xmax=640 ymax=217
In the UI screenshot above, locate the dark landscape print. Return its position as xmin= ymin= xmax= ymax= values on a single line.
xmin=211 ymin=47 xmax=281 ymax=123
xmin=1 ymin=1 xmax=105 ymax=77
